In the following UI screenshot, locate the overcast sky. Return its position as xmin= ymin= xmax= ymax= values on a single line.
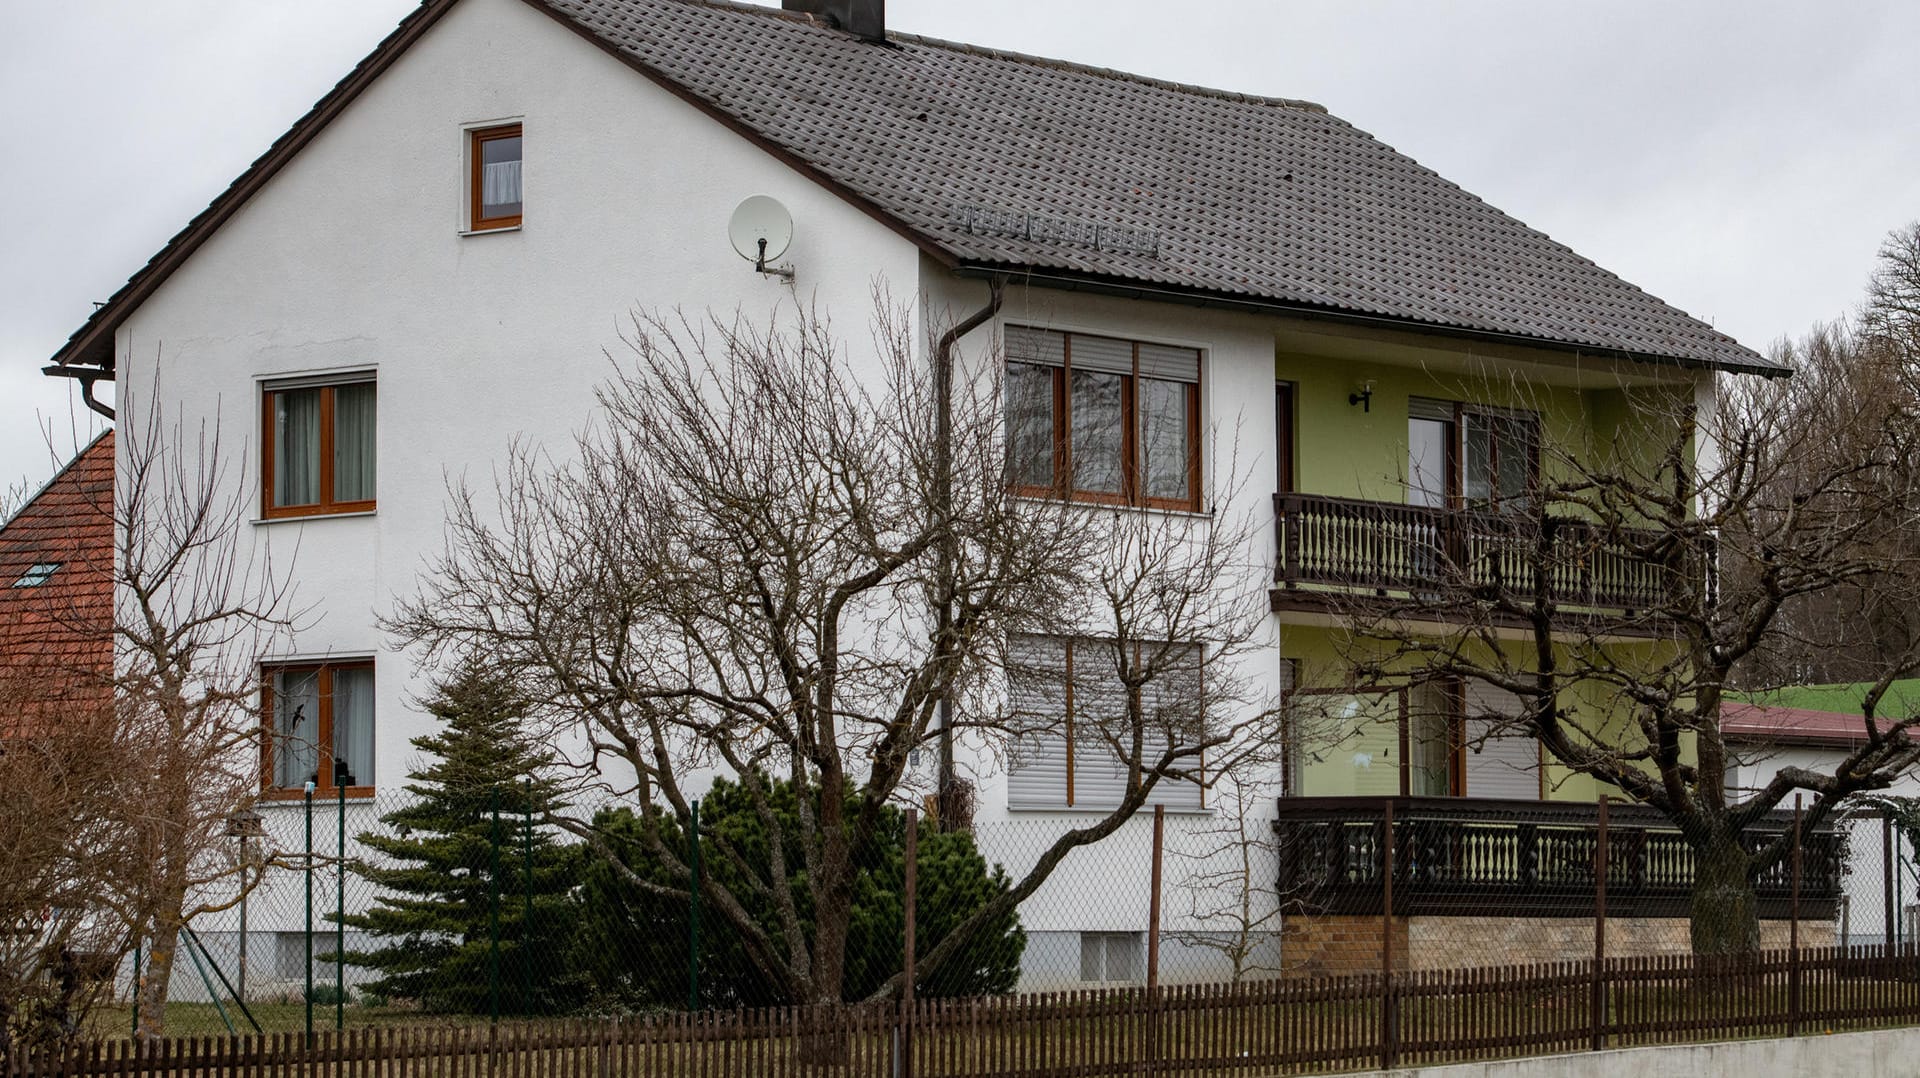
xmin=4 ymin=0 xmax=1916 ymax=500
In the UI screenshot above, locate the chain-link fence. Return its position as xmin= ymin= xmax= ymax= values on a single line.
xmin=95 ymin=787 xmax=1892 ymax=1040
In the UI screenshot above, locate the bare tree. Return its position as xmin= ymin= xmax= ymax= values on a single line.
xmin=106 ymin=371 xmax=299 ymax=1037
xmin=389 ymin=294 xmax=1281 ymax=1009
xmin=0 ymin=669 xmax=126 ymax=1059
xmin=1164 ymin=771 xmax=1287 ymax=984
xmin=1863 ymin=220 xmax=1920 ymax=369
xmin=1328 ymin=320 xmax=1920 ymax=955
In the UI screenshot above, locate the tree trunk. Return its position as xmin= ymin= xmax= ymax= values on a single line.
xmin=793 ymin=887 xmax=854 ymax=1065
xmin=134 ymin=917 xmax=182 ymax=1040
xmin=1689 ymin=837 xmax=1761 ymax=956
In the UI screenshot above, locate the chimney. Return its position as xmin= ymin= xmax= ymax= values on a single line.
xmin=782 ymin=0 xmax=885 ymax=42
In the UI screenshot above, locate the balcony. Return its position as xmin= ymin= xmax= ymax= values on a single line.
xmin=1273 ymin=796 xmax=1841 ymax=920
xmin=1271 ymin=493 xmax=1708 ymax=632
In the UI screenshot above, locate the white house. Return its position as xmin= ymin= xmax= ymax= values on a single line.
xmin=43 ymin=0 xmax=1784 ymax=995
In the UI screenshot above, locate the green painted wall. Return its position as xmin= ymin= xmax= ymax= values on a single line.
xmin=1281 ymin=624 xmax=1693 ymax=804
xmin=1274 ymin=350 xmax=1688 ymax=504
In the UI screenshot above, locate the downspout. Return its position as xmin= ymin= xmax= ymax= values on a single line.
xmin=934 ymin=277 xmax=1004 ymax=829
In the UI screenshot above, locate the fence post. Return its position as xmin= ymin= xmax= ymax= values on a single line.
xmin=131 ymin=939 xmax=140 ymax=1039
xmin=1592 ymin=795 xmax=1607 ymax=1051
xmin=1148 ymin=804 xmax=1164 ymax=990
xmin=1790 ymin=794 xmax=1802 ymax=1037
xmin=689 ymin=798 xmax=702 ymax=1011
xmin=1381 ymin=799 xmax=1396 ymax=1072
xmin=904 ymin=808 xmax=918 ymax=1001
xmin=903 ymin=807 xmax=918 ymax=1078
xmin=1886 ymin=812 xmax=1897 ymax=950
xmin=524 ymin=779 xmax=535 ymax=1016
xmin=1149 ymin=804 xmax=1166 ymax=1076
xmin=305 ymin=780 xmax=315 ymax=1046
xmin=489 ymin=785 xmax=501 ymax=1027
xmin=337 ymin=785 xmax=346 ymax=1031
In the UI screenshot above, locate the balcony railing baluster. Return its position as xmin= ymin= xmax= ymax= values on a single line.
xmin=1272 ymin=796 xmax=1838 ymax=919
xmin=1273 ymin=492 xmax=1706 ymax=621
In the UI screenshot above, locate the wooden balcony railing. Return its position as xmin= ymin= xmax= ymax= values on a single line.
xmin=1273 ymin=492 xmax=1711 ymax=616
xmin=1274 ymin=796 xmax=1840 ymax=919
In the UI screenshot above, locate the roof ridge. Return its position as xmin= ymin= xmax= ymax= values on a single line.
xmin=657 ymin=0 xmax=1330 ymax=113
xmin=0 ymin=430 xmax=112 ymax=535
xmin=884 ymin=31 xmax=1328 ymax=115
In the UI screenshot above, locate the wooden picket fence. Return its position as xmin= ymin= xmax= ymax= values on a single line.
xmin=10 ymin=946 xmax=1920 ymax=1078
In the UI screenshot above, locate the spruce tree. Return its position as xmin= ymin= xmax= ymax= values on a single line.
xmin=337 ymin=664 xmax=586 ymax=1014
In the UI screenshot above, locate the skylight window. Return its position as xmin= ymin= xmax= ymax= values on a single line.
xmin=12 ymin=562 xmax=60 ymax=588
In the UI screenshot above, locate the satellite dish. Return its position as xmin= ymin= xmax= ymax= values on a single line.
xmin=728 ymin=195 xmax=794 ymax=276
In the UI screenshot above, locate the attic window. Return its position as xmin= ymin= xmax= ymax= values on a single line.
xmin=469 ymin=124 xmax=522 ymax=230
xmin=12 ymin=563 xmax=60 ymax=588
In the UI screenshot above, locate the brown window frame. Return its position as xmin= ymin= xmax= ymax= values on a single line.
xmin=260 ymin=660 xmax=376 ymax=800
xmin=1040 ymin=636 xmax=1207 ymax=808
xmin=1457 ymin=404 xmax=1541 ymax=513
xmin=1007 ymin=330 xmax=1204 ymax=511
xmin=469 ymin=123 xmax=523 ymax=231
xmin=260 ymin=379 xmax=376 ymax=520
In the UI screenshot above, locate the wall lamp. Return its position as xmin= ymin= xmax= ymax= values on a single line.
xmin=1349 ymin=380 xmax=1375 ymax=412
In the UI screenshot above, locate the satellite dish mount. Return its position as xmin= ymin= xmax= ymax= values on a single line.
xmin=729 ymin=195 xmax=796 ymax=280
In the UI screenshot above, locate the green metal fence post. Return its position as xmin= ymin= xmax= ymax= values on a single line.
xmin=131 ymin=940 xmax=140 ymax=1038
xmin=337 ymin=783 xmax=346 ymax=1030
xmin=688 ymin=798 xmax=701 ymax=1011
xmin=489 ymin=785 xmax=501 ymax=1026
xmin=304 ymin=781 xmax=314 ymax=1046
xmin=523 ymin=779 xmax=534 ymax=1016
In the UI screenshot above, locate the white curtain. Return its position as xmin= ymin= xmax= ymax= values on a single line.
xmin=274 ymin=389 xmax=321 ymax=506
xmin=331 ymin=667 xmax=375 ymax=789
xmin=273 ymin=669 xmax=321 ymax=788
xmin=332 ymin=383 xmax=377 ymax=502
xmin=1070 ymin=369 xmax=1125 ymax=494
xmin=482 ymin=160 xmax=522 ymax=212
xmin=1138 ymin=378 xmax=1190 ymax=501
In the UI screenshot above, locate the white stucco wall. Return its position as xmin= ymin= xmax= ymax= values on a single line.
xmin=112 ymin=0 xmax=922 ymax=825
xmin=111 ymin=0 xmax=1294 ymax=977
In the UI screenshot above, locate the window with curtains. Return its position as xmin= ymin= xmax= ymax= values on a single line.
xmin=1004 ymin=326 xmax=1203 ymax=510
xmin=1462 ymin=409 xmax=1538 ymax=512
xmin=262 ymin=660 xmax=375 ymax=797
xmin=1005 ymin=633 xmax=1206 ymax=812
xmin=469 ymin=123 xmax=522 ymax=230
xmin=262 ymin=375 xmax=376 ymax=518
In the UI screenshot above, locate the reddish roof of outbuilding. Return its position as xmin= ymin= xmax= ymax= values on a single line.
xmin=0 ymin=432 xmax=114 ymax=737
xmin=1720 ymin=701 xmax=1875 ymax=747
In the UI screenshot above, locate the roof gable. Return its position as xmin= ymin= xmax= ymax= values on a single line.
xmin=0 ymin=432 xmax=114 ymax=735
xmin=47 ymin=0 xmax=1783 ymax=377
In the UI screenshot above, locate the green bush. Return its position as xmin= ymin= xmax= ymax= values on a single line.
xmin=573 ymin=776 xmax=1024 ymax=1007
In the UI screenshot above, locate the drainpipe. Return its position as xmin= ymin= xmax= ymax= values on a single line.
xmin=933 ymin=277 xmax=1004 ymax=827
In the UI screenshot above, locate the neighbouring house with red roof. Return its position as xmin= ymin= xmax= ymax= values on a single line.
xmin=0 ymin=432 xmax=114 ymax=739
xmin=1724 ymin=686 xmax=1920 ymax=948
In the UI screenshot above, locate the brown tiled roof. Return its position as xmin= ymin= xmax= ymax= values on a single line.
xmin=48 ymin=0 xmax=1782 ymax=377
xmin=0 ymin=432 xmax=114 ymax=736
